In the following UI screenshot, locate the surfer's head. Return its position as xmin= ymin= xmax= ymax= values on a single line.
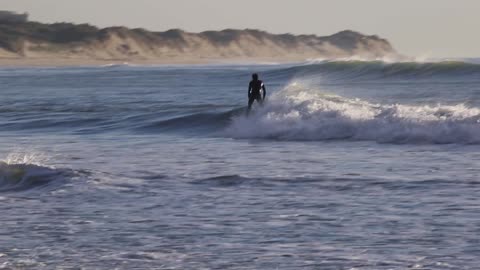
xmin=252 ymin=73 xmax=258 ymax=80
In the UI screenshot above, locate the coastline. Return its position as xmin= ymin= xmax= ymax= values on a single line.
xmin=0 ymin=57 xmax=303 ymax=67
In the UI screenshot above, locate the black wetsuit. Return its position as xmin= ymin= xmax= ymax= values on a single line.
xmin=248 ymin=79 xmax=266 ymax=113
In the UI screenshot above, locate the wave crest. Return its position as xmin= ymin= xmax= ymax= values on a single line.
xmin=225 ymin=83 xmax=480 ymax=144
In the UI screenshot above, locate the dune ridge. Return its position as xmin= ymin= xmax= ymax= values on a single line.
xmin=0 ymin=21 xmax=401 ymax=65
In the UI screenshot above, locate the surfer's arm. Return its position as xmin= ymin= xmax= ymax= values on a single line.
xmin=248 ymin=82 xmax=252 ymax=98
xmin=262 ymin=84 xmax=266 ymax=99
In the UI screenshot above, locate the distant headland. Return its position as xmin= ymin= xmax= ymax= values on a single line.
xmin=0 ymin=11 xmax=401 ymax=66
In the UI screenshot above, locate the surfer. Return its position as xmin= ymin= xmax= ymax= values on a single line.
xmin=247 ymin=73 xmax=266 ymax=115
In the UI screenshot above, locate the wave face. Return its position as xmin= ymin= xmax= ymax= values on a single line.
xmin=226 ymin=83 xmax=480 ymax=144
xmin=136 ymin=108 xmax=244 ymax=134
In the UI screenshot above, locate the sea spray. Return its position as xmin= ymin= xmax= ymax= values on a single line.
xmin=3 ymin=151 xmax=51 ymax=167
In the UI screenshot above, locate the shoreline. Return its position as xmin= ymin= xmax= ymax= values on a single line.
xmin=0 ymin=57 xmax=303 ymax=67
xmin=2 ymin=56 xmax=467 ymax=68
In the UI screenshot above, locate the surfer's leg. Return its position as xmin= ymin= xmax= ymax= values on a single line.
xmin=257 ymin=96 xmax=263 ymax=106
xmin=247 ymin=97 xmax=254 ymax=115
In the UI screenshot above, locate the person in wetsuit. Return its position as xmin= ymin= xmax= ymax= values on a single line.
xmin=247 ymin=73 xmax=266 ymax=115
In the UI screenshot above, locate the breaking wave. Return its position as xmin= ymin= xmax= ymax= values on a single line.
xmin=0 ymin=153 xmax=73 ymax=192
xmin=225 ymin=83 xmax=480 ymax=144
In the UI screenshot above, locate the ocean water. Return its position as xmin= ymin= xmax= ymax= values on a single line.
xmin=0 ymin=59 xmax=480 ymax=269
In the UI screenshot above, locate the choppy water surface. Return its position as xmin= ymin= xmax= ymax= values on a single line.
xmin=0 ymin=60 xmax=479 ymax=269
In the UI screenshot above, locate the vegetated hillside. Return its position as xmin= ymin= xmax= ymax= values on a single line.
xmin=0 ymin=21 xmax=400 ymax=61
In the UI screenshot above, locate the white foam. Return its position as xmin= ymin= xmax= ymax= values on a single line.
xmin=226 ymin=82 xmax=480 ymax=144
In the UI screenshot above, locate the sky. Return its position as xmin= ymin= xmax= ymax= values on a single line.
xmin=1 ymin=0 xmax=479 ymax=58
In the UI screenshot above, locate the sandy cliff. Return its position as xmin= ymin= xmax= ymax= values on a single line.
xmin=0 ymin=21 xmax=401 ymax=64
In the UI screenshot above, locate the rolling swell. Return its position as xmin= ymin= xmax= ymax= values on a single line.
xmin=225 ymin=83 xmax=480 ymax=144
xmin=265 ymin=60 xmax=480 ymax=80
xmin=0 ymin=106 xmax=244 ymax=135
xmin=192 ymin=174 xmax=466 ymax=190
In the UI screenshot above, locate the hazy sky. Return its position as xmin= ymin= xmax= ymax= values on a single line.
xmin=1 ymin=0 xmax=479 ymax=57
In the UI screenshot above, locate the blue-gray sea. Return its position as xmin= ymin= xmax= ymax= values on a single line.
xmin=0 ymin=59 xmax=480 ymax=269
